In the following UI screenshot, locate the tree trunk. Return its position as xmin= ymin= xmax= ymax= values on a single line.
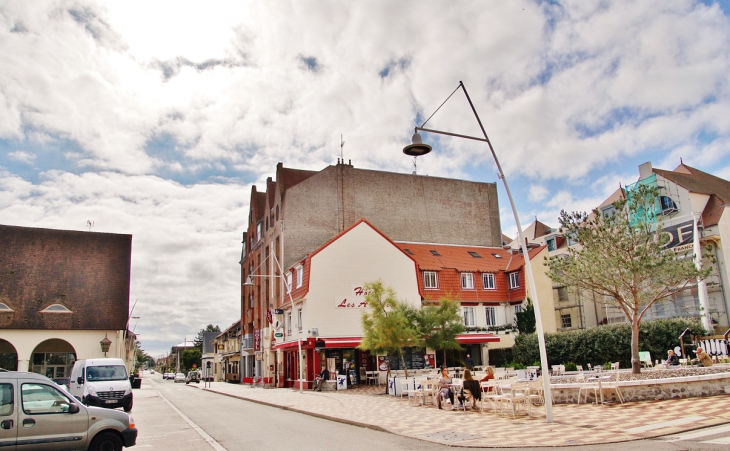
xmin=631 ymin=320 xmax=642 ymax=374
xmin=385 ymin=363 xmax=391 ymax=395
xmin=399 ymin=349 xmax=408 ymax=378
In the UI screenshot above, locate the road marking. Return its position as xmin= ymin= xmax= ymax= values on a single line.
xmin=156 ymin=389 xmax=227 ymax=451
xmin=663 ymin=423 xmax=730 ymax=442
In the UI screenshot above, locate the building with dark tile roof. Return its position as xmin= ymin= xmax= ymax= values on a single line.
xmin=0 ymin=224 xmax=134 ymax=380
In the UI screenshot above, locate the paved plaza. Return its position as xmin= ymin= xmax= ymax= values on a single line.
xmin=185 ymin=381 xmax=730 ymax=447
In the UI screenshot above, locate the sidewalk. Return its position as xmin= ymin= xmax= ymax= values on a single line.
xmin=188 ymin=382 xmax=730 ymax=447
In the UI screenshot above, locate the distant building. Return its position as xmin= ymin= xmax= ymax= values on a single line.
xmin=0 ymin=224 xmax=134 ymax=382
xmin=513 ymin=162 xmax=730 ymax=335
xmin=241 ymin=161 xmax=503 ymax=386
xmin=201 ymin=331 xmax=219 ymax=380
xmin=212 ymin=321 xmax=241 ymax=382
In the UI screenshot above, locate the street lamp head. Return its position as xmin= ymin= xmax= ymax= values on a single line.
xmin=243 ymin=276 xmax=254 ymax=287
xmin=403 ymin=132 xmax=432 ymax=157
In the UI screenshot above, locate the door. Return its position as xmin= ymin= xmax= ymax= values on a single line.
xmin=16 ymin=381 xmax=88 ymax=451
xmin=0 ymin=381 xmax=17 ymax=451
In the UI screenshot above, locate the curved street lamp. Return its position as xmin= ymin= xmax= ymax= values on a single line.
xmin=405 ymin=81 xmax=554 ymax=422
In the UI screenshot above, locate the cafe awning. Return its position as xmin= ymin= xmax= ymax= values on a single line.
xmin=455 ymin=333 xmax=500 ymax=344
xmin=316 ymin=337 xmax=362 ymax=348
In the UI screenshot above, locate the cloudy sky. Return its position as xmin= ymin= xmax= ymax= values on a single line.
xmin=2 ymin=0 xmax=729 ymax=357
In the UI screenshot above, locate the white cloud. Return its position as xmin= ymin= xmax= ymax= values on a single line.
xmin=529 ymin=184 xmax=549 ymax=202
xmin=1 ymin=0 xmax=730 ymax=355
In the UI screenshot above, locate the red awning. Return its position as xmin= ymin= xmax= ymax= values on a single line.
xmin=317 ymin=337 xmax=362 ymax=348
xmin=274 ymin=340 xmax=309 ymax=350
xmin=456 ymin=333 xmax=500 ymax=344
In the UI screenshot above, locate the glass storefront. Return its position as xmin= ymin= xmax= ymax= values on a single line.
xmin=32 ymin=352 xmax=76 ymax=382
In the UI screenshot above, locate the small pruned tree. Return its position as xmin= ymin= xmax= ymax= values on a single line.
xmin=546 ymin=184 xmax=712 ymax=374
xmin=514 ymin=298 xmax=536 ymax=334
xmin=414 ymin=297 xmax=465 ymax=364
xmin=358 ymin=280 xmax=420 ymax=392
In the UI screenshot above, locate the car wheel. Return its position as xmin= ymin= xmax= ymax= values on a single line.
xmin=89 ymin=431 xmax=123 ymax=451
xmin=123 ymin=398 xmax=133 ymax=412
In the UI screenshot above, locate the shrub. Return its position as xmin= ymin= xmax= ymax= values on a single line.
xmin=564 ymin=362 xmax=577 ymax=372
xmin=512 ymin=317 xmax=704 ymax=368
xmin=487 ymin=347 xmax=513 ymax=367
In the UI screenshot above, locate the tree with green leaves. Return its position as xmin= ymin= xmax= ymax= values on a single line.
xmin=181 ymin=348 xmax=202 ymax=372
xmin=546 ymin=184 xmax=712 ymax=373
xmin=514 ymin=298 xmax=536 ymax=334
xmin=193 ymin=324 xmax=221 ymax=351
xmin=413 ymin=297 xmax=465 ymax=364
xmin=358 ymin=280 xmax=421 ymax=390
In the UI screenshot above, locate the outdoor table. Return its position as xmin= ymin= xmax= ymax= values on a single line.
xmin=587 ymin=375 xmax=613 ymax=404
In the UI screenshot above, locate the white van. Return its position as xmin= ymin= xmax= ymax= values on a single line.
xmin=69 ymin=358 xmax=134 ymax=412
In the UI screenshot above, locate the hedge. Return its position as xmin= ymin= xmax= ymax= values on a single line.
xmin=512 ymin=317 xmax=706 ymax=368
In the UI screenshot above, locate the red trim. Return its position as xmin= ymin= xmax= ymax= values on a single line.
xmin=274 ymin=338 xmax=315 ymax=350
xmin=455 ymin=333 xmax=500 ymax=344
xmin=317 ymin=337 xmax=363 ymax=348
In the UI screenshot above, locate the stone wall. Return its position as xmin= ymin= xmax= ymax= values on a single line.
xmin=549 ymin=372 xmax=730 ymax=404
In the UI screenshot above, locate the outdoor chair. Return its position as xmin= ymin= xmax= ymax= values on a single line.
xmin=500 ymin=382 xmax=530 ymax=418
xmin=576 ymin=365 xmax=583 ymax=372
xmin=480 ymin=380 xmax=504 ymax=414
xmin=575 ymin=372 xmax=599 ymax=404
xmin=366 ymin=371 xmax=379 ymax=385
xmin=601 ymin=370 xmax=624 ymax=404
xmin=458 ymin=388 xmax=475 ymax=411
xmin=421 ymin=380 xmax=438 ymax=406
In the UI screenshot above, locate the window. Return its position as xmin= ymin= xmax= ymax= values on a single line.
xmin=86 ymin=365 xmax=128 ymax=381
xmin=601 ymin=205 xmax=616 ymax=218
xmin=561 ymin=314 xmax=572 ymax=329
xmin=287 ymin=311 xmax=292 ymax=335
xmin=0 ymin=303 xmax=13 ymax=312
xmin=509 ymin=272 xmax=519 ymax=289
xmin=461 ymin=273 xmax=474 ymax=289
xmin=463 ymin=307 xmax=475 ymax=327
xmin=241 ymin=235 xmax=247 ymax=256
xmin=430 ymin=250 xmax=441 ymax=256
xmin=482 ymin=273 xmax=495 ymax=290
xmin=256 ymin=222 xmax=262 ymax=242
xmin=491 ymin=253 xmax=502 ymax=259
xmin=546 ymin=237 xmax=556 ymax=252
xmin=249 ymin=294 xmax=254 ymax=310
xmin=423 ymin=271 xmax=438 ymax=289
xmin=21 ymin=383 xmax=74 ymax=415
xmin=468 ymin=251 xmax=482 ymax=258
xmin=514 ymin=304 xmax=522 ymax=314
xmin=403 ymin=248 xmax=414 ymax=255
xmin=296 ymin=266 xmax=303 ymax=288
xmin=557 ymin=287 xmax=569 ymax=301
xmin=485 ymin=307 xmax=496 ymax=326
xmin=0 ymin=383 xmax=13 ymax=416
xmin=298 ymin=308 xmax=303 ymax=332
xmin=285 ymin=272 xmax=292 ymax=293
xmin=40 ymin=304 xmax=71 ymax=313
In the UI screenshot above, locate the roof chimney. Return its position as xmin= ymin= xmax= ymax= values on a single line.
xmin=638 ymin=162 xmax=653 ymax=180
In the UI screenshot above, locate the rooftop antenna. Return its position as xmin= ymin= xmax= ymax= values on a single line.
xmin=86 ymin=220 xmax=94 ymax=231
xmin=340 ymin=134 xmax=345 ymax=162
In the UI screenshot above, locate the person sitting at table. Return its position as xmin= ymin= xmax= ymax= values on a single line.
xmin=458 ymin=369 xmax=482 ymax=410
xmin=691 ymin=347 xmax=713 ymax=367
xmin=479 ymin=366 xmax=496 ymax=392
xmin=313 ymin=365 xmax=330 ymax=391
xmin=665 ymin=349 xmax=680 ymax=366
xmin=437 ymin=367 xmax=455 ymax=410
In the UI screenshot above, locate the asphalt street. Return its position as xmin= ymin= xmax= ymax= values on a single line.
xmin=133 ymin=371 xmax=730 ymax=451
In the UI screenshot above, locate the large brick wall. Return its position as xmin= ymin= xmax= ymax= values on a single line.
xmin=0 ymin=225 xmax=131 ymax=330
xmin=282 ymin=163 xmax=501 ymax=268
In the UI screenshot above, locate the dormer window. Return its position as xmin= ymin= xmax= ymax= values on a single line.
xmin=40 ymin=304 xmax=72 ymax=313
xmin=296 ymin=265 xmax=303 ymax=288
xmin=468 ymin=251 xmax=482 ymax=258
xmin=430 ymin=250 xmax=441 ymax=256
xmin=492 ymin=253 xmax=502 ymax=259
xmin=0 ymin=302 xmax=13 ymax=312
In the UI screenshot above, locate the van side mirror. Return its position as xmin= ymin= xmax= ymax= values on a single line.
xmin=76 ymin=377 xmax=83 ymax=385
xmin=67 ymin=403 xmax=80 ymax=414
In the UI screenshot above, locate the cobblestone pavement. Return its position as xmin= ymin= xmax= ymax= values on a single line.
xmin=187 ymin=382 xmax=730 ymax=448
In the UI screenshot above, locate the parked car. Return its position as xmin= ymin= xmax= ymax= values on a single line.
xmin=149 ymin=369 xmax=155 ymax=374
xmin=163 ymin=372 xmax=173 ymax=380
xmin=185 ymin=371 xmax=200 ymax=384
xmin=69 ymin=358 xmax=134 ymax=412
xmin=173 ymin=373 xmax=186 ymax=383
xmin=0 ymin=371 xmax=137 ymax=451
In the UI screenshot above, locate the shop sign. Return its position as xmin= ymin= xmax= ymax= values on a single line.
xmin=334 ymin=285 xmax=375 ymax=309
xmin=254 ymin=329 xmax=261 ymax=351
xmin=274 ymin=332 xmax=283 ymax=338
xmin=660 ymin=220 xmax=694 ymax=251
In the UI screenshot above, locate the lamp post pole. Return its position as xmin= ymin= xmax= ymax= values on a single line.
xmin=404 ymin=81 xmax=554 ymax=422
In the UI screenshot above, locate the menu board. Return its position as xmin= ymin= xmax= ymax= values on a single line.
xmin=388 ymin=347 xmax=427 ymax=370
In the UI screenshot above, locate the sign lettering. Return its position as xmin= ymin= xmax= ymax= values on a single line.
xmin=660 ymin=220 xmax=694 ymax=250
xmin=334 ymin=284 xmax=374 ymax=308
